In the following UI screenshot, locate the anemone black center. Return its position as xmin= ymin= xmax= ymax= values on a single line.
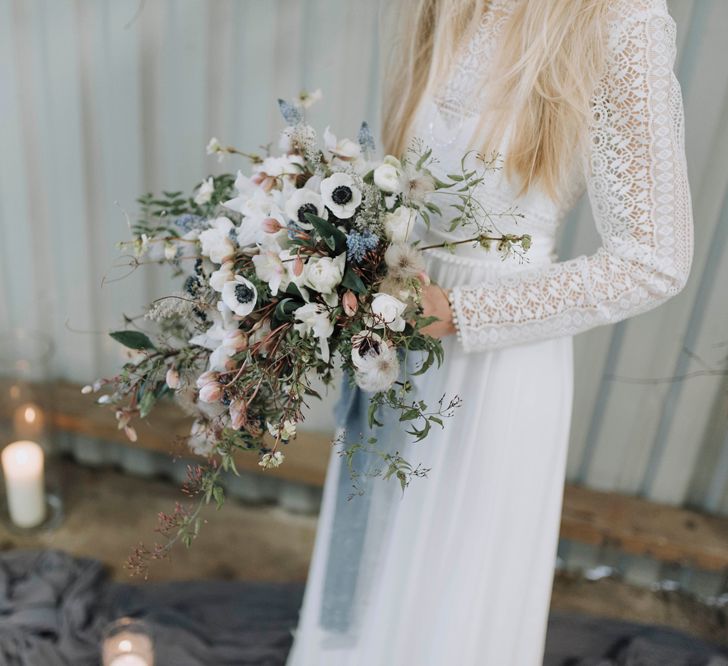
xmin=235 ymin=283 xmax=255 ymax=304
xmin=297 ymin=203 xmax=318 ymax=224
xmin=331 ymin=185 xmax=352 ymax=205
xmin=358 ymin=337 xmax=380 ymax=358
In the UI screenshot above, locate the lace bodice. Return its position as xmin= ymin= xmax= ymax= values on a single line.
xmin=413 ymin=0 xmax=693 ymax=352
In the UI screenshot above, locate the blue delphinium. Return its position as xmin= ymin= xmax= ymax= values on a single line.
xmin=346 ymin=230 xmax=379 ymax=263
xmin=174 ymin=214 xmax=206 ymax=232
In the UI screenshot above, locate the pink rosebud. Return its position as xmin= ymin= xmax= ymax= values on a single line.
xmin=251 ymin=173 xmax=265 ymax=186
xmin=417 ymin=271 xmax=431 ymax=287
xmin=199 ymin=382 xmax=223 ymax=403
xmin=229 ymin=399 xmax=247 ymax=429
xmin=166 ymin=367 xmax=180 ymax=389
xmin=124 ymin=425 xmax=138 ymax=442
xmin=196 ymin=370 xmax=220 ymax=389
xmin=293 ymin=256 xmax=304 ymax=277
xmin=262 ymin=217 xmax=283 ymax=233
xmin=342 ymin=290 xmax=358 ymax=317
xmin=224 ymin=358 xmax=238 ymax=371
xmin=223 ymin=329 xmax=248 ymax=353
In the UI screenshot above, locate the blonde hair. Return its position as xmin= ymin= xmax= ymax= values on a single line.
xmin=381 ymin=0 xmax=612 ymax=202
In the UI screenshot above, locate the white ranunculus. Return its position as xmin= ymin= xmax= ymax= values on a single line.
xmin=252 ymin=246 xmax=288 ymax=295
xmin=199 ymin=217 xmax=235 ymax=264
xmin=384 ymin=206 xmax=417 ymax=243
xmin=323 ymin=126 xmax=361 ymax=161
xmin=285 ymin=188 xmax=327 ymax=229
xmin=368 ymin=292 xmax=407 ymax=332
xmin=194 ymin=176 xmax=214 ymax=205
xmin=293 ymin=302 xmax=334 ymax=361
xmin=320 ymin=172 xmax=362 ymax=219
xmin=304 ymin=253 xmax=345 ymax=294
xmin=221 ymin=275 xmax=258 ymax=317
xmin=373 ymin=162 xmax=402 ymax=194
xmin=210 ymin=261 xmax=234 ymax=292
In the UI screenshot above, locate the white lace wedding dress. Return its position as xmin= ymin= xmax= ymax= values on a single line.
xmin=286 ymin=0 xmax=693 ymax=664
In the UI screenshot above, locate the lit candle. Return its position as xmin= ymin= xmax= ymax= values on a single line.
xmin=1 ymin=440 xmax=46 ymax=528
xmin=102 ymin=625 xmax=154 ymax=666
xmin=12 ymin=402 xmax=45 ymax=439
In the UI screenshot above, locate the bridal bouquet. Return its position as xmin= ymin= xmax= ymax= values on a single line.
xmin=90 ymin=92 xmax=529 ymax=570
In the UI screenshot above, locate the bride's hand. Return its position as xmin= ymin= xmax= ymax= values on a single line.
xmin=420 ymin=284 xmax=456 ymax=339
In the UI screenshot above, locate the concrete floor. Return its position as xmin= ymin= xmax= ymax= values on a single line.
xmin=0 ymin=461 xmax=725 ymax=646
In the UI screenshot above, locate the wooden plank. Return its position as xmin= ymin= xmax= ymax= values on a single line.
xmin=560 ymin=484 xmax=728 ymax=572
xmin=2 ymin=379 xmax=728 ymax=571
xmin=0 ymin=380 xmax=333 ymax=488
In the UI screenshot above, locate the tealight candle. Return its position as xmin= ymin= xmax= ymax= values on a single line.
xmin=102 ymin=619 xmax=154 ymax=666
xmin=1 ymin=440 xmax=46 ymax=528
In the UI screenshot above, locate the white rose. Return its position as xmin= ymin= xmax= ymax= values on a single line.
xmin=304 ymin=253 xmax=345 ymax=294
xmin=373 ymin=162 xmax=402 ymax=194
xmin=384 ymin=206 xmax=417 ymax=243
xmin=369 ymin=293 xmax=407 ymax=332
xmin=199 ymin=217 xmax=235 ymax=264
xmin=194 ymin=176 xmax=214 ymax=205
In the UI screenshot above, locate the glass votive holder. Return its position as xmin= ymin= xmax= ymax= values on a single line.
xmin=102 ymin=618 xmax=155 ymax=666
xmin=0 ymin=329 xmax=63 ymax=533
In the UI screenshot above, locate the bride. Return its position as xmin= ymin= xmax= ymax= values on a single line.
xmin=287 ymin=0 xmax=693 ymax=663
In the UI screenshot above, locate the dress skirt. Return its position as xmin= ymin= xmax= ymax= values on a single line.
xmin=286 ymin=249 xmax=575 ymax=666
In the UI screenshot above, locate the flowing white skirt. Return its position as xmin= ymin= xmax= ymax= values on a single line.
xmin=286 ymin=250 xmax=574 ymax=666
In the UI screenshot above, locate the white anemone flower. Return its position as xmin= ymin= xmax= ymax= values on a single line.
xmin=320 ymin=172 xmax=362 ymax=219
xmin=222 ymin=275 xmax=258 ymax=317
xmin=284 ymin=189 xmax=328 ymax=229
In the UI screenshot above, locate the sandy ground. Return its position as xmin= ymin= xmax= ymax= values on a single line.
xmin=0 ymin=461 xmax=724 ymax=646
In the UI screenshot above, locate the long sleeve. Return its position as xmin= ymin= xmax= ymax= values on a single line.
xmin=448 ymin=0 xmax=694 ymax=353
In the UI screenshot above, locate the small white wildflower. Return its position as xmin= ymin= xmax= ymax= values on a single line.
xmin=259 ymin=451 xmax=285 ymax=469
xmin=194 ymin=176 xmax=214 ymax=205
xmin=267 ymin=420 xmax=297 ymax=441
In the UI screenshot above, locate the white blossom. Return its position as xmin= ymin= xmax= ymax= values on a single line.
xmin=384 ymin=206 xmax=417 ymax=243
xmin=284 ymin=189 xmax=327 ymax=229
xmin=259 ymin=451 xmax=285 ymax=469
xmin=293 ymin=302 xmax=334 ymax=361
xmin=303 ymin=253 xmax=345 ymax=294
xmin=368 ymin=293 xmax=407 ymax=332
xmin=320 ymin=172 xmax=362 ymax=219
xmin=373 ymin=158 xmax=402 ymax=194
xmin=323 ymin=126 xmax=361 ymax=161
xmin=194 ymin=176 xmax=214 ymax=205
xmin=199 ymin=217 xmax=236 ymax=264
xmin=222 ymin=275 xmax=258 ymax=317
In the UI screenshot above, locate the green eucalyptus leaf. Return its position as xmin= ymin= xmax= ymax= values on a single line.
xmin=341 ymin=266 xmax=367 ymax=294
xmin=109 ymin=330 xmax=156 ymax=351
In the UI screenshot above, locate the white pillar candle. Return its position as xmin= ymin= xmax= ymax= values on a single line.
xmin=109 ymin=655 xmax=149 ymax=666
xmin=1 ymin=440 xmax=46 ymax=528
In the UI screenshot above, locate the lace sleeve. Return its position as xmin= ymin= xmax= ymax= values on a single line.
xmin=448 ymin=0 xmax=694 ymax=353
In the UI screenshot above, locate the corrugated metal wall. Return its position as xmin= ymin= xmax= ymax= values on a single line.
xmin=1 ymin=0 xmax=727 ymax=535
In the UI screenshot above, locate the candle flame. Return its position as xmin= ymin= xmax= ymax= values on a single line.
xmin=23 ymin=405 xmax=37 ymax=424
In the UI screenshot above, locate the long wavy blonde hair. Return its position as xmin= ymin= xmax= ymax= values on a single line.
xmin=381 ymin=0 xmax=612 ymax=202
